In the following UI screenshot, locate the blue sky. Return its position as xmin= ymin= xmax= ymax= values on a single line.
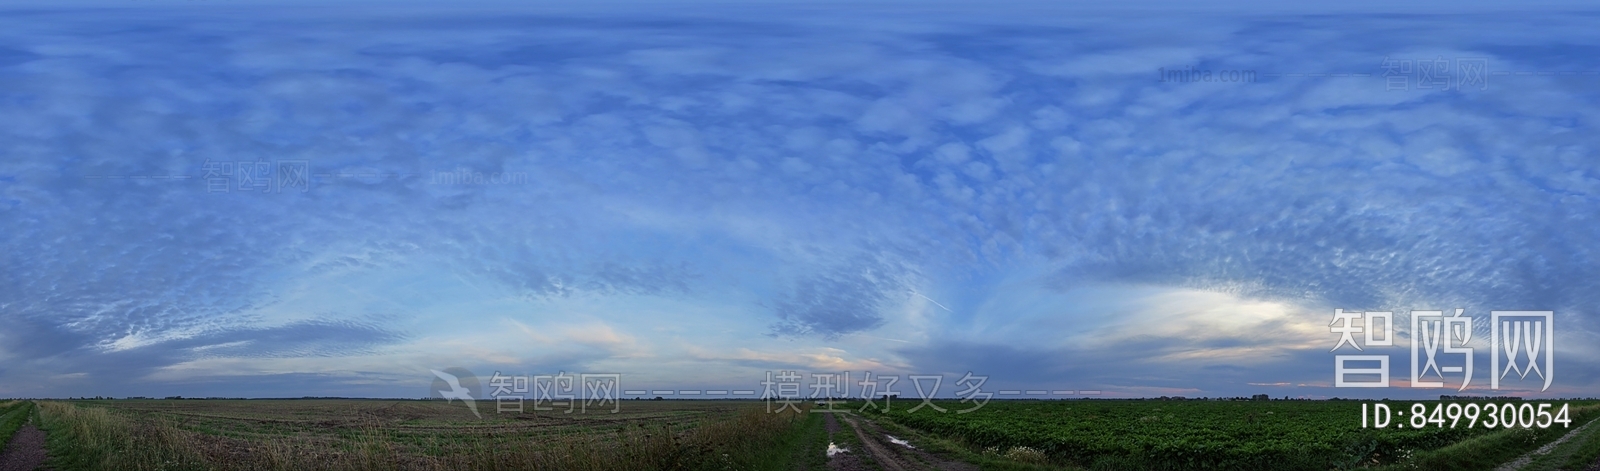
xmin=2 ymin=1 xmax=1599 ymax=400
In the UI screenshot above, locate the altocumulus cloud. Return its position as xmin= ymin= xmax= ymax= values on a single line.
xmin=0 ymin=4 xmax=1597 ymax=397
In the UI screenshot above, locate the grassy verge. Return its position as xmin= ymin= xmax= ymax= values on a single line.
xmin=38 ymin=400 xmax=210 ymax=471
xmin=1520 ymin=413 xmax=1600 ymax=471
xmin=0 ymin=401 xmax=35 ymax=447
xmin=1375 ymin=404 xmax=1600 ymax=471
xmin=765 ymin=410 xmax=828 ymax=471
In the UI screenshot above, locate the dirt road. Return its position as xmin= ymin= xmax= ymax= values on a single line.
xmin=1495 ymin=417 xmax=1600 ymax=471
xmin=0 ymin=422 xmax=48 ymax=471
xmin=825 ymin=412 xmax=874 ymax=471
xmin=831 ymin=413 xmax=977 ymax=471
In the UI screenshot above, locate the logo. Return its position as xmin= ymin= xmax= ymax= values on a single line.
xmin=1492 ymin=311 xmax=1554 ymax=392
xmin=430 ymin=367 xmax=481 ymax=418
xmin=1331 ymin=309 xmax=1556 ymax=391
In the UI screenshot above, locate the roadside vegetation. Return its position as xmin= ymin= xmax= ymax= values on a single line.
xmin=1373 ymin=404 xmax=1600 ymax=471
xmin=1504 ymin=408 xmax=1600 ymax=471
xmin=0 ymin=401 xmax=35 ymax=447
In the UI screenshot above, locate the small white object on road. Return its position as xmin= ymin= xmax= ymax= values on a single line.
xmin=827 ymin=442 xmax=850 ymax=457
xmin=887 ymin=435 xmax=915 ymax=449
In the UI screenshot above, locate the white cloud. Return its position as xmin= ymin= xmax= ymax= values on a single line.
xmin=1 ymin=7 xmax=1598 ymax=398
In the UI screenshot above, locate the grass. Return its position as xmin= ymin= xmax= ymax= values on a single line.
xmin=770 ymin=409 xmax=829 ymax=470
xmin=0 ymin=401 xmax=36 ymax=448
xmin=36 ymin=399 xmax=823 ymax=471
xmin=38 ymin=400 xmax=210 ymax=471
xmin=1374 ymin=403 xmax=1600 ymax=471
xmin=1553 ymin=419 xmax=1600 ymax=470
xmin=1501 ymin=406 xmax=1600 ymax=471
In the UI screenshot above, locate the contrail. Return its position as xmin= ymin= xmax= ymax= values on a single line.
xmin=909 ymin=290 xmax=953 ymax=312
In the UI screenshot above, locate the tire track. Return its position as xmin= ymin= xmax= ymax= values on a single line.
xmin=0 ymin=421 xmax=48 ymax=471
xmin=825 ymin=412 xmax=874 ymax=471
xmin=1496 ymin=417 xmax=1600 ymax=471
xmin=838 ymin=414 xmax=977 ymax=471
xmin=841 ymin=414 xmax=909 ymax=471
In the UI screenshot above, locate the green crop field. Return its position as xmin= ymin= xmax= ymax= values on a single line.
xmin=862 ymin=399 xmax=1600 ymax=471
xmin=10 ymin=398 xmax=1600 ymax=470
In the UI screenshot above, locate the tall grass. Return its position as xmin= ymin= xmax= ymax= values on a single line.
xmin=38 ymin=401 xmax=817 ymax=471
xmin=38 ymin=401 xmax=209 ymax=471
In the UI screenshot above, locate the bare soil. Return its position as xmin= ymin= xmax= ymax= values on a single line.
xmin=825 ymin=412 xmax=874 ymax=471
xmin=839 ymin=414 xmax=977 ymax=471
xmin=0 ymin=424 xmax=48 ymax=471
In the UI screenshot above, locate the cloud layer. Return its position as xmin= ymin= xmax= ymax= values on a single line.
xmin=1 ymin=5 xmax=1598 ymax=398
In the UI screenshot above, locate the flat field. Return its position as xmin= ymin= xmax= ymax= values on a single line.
xmin=34 ymin=399 xmax=824 ymax=471
xmin=14 ymin=398 xmax=1600 ymax=470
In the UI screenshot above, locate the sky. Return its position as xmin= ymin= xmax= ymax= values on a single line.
xmin=2 ymin=1 xmax=1599 ymax=401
